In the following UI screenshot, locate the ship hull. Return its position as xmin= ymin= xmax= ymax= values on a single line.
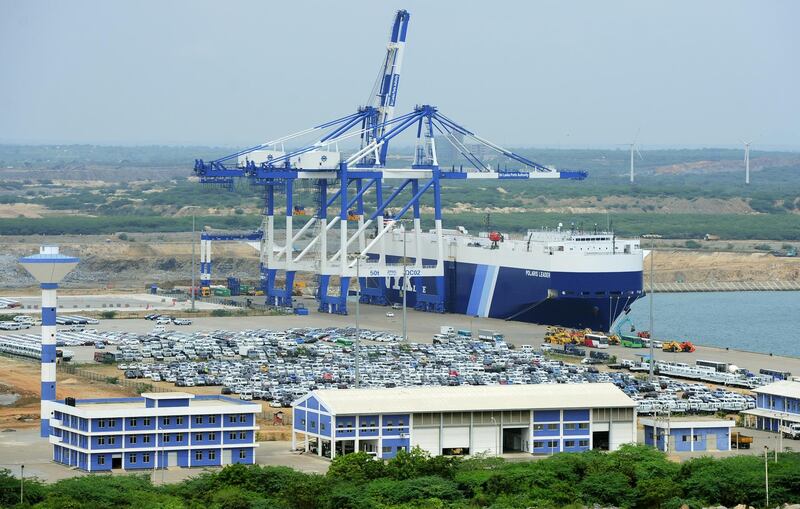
xmin=381 ymin=259 xmax=644 ymax=331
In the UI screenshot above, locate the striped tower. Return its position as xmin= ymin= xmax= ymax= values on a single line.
xmin=19 ymin=246 xmax=78 ymax=438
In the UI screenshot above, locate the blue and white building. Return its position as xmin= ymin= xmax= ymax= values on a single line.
xmin=48 ymin=392 xmax=260 ymax=471
xmin=742 ymin=379 xmax=800 ymax=432
xmin=642 ymin=418 xmax=735 ymax=453
xmin=291 ymin=384 xmax=636 ymax=459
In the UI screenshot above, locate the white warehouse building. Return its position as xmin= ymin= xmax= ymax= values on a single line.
xmin=292 ymin=384 xmax=636 ymax=459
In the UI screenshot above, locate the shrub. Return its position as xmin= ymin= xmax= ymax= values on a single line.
xmin=684 ymin=240 xmax=701 ymax=249
xmin=99 ymin=310 xmax=117 ymax=319
xmin=754 ymin=243 xmax=772 ymax=251
xmin=117 ymin=233 xmax=128 ymax=241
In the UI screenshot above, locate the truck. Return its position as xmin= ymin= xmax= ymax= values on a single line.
xmin=478 ymin=329 xmax=504 ymax=342
xmin=440 ymin=326 xmax=455 ymax=336
xmin=780 ymin=423 xmax=800 ymax=439
xmin=730 ymin=431 xmax=753 ymax=449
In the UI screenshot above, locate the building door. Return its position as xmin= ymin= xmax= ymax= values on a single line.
xmin=592 ymin=431 xmax=609 ymax=451
xmin=223 ymin=448 xmax=233 ymax=465
xmin=111 ymin=454 xmax=122 ymax=469
xmin=472 ymin=426 xmax=499 ymax=455
xmin=412 ymin=428 xmax=440 ymax=455
xmin=168 ymin=452 xmax=178 ymax=467
xmin=706 ymin=434 xmax=717 ymax=452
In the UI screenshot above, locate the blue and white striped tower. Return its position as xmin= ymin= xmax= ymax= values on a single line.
xmin=19 ymin=246 xmax=78 ymax=438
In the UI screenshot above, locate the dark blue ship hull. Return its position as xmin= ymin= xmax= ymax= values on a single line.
xmin=379 ymin=260 xmax=644 ymax=332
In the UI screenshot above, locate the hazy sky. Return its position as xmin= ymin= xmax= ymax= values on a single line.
xmin=1 ymin=0 xmax=798 ymax=148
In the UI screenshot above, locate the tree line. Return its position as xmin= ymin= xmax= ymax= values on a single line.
xmin=2 ymin=445 xmax=799 ymax=508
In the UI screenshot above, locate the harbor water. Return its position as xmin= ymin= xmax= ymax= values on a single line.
xmin=626 ymin=291 xmax=800 ymax=358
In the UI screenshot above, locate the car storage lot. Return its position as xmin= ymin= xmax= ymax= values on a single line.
xmin=29 ymin=308 xmax=754 ymax=417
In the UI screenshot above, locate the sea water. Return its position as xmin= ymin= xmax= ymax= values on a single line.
xmin=625 ymin=291 xmax=800 ymax=357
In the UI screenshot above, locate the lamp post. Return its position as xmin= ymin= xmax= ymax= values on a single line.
xmin=19 ymin=246 xmax=78 ymax=438
xmin=19 ymin=464 xmax=24 ymax=504
xmin=764 ymin=445 xmax=770 ymax=508
xmin=355 ymin=252 xmax=362 ymax=388
xmin=402 ymin=227 xmax=408 ymax=343
xmin=191 ymin=215 xmax=196 ymax=311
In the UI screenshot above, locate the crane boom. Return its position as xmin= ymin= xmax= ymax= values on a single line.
xmin=360 ymin=9 xmax=410 ymax=166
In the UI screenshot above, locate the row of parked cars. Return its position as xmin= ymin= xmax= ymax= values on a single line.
xmin=144 ymin=314 xmax=192 ymax=325
xmin=100 ymin=326 xmax=760 ymax=416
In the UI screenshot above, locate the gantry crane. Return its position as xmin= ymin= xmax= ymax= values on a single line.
xmin=193 ymin=9 xmax=587 ymax=314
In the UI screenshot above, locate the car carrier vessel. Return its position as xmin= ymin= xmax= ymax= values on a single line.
xmin=372 ymin=225 xmax=644 ymax=332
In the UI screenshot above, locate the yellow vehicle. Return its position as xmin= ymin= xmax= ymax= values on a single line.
xmin=201 ymin=287 xmax=210 ymax=297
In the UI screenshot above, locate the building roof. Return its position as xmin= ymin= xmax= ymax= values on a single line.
xmin=305 ymin=383 xmax=636 ymax=415
xmin=742 ymin=408 xmax=800 ymax=424
xmin=54 ymin=395 xmax=260 ymax=417
xmin=141 ymin=392 xmax=196 ymax=400
xmin=640 ymin=417 xmax=735 ymax=429
xmin=753 ymin=380 xmax=800 ymax=399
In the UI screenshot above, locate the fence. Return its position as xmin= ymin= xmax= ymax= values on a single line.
xmin=57 ymin=363 xmax=168 ymax=394
xmin=651 ymin=280 xmax=800 ymax=293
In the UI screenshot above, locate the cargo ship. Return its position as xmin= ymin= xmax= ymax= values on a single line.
xmin=373 ymin=226 xmax=644 ymax=332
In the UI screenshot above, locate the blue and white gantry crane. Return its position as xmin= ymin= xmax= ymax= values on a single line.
xmin=193 ymin=9 xmax=586 ymax=314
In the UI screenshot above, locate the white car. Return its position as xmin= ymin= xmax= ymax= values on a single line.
xmin=156 ymin=318 xmax=171 ymax=325
xmin=385 ymin=312 xmax=395 ymax=318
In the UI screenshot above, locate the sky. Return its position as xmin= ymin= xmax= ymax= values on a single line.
xmin=1 ymin=0 xmax=798 ymax=149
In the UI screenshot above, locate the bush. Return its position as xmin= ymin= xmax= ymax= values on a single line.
xmin=754 ymin=243 xmax=772 ymax=251
xmin=100 ymin=310 xmax=117 ymax=319
xmin=684 ymin=240 xmax=701 ymax=249
xmin=105 ymin=377 xmax=119 ymax=385
xmin=117 ymin=232 xmax=128 ymax=241
xmin=211 ymin=309 xmax=233 ymax=317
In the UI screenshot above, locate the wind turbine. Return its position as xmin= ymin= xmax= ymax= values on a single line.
xmin=629 ymin=129 xmax=643 ymax=183
xmin=743 ymin=140 xmax=752 ymax=184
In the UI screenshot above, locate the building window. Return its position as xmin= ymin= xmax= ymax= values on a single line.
xmin=564 ymin=440 xmax=575 ymax=447
xmin=578 ymin=423 xmax=589 ymax=430
xmin=239 ymin=450 xmax=246 ymax=459
xmin=579 ymin=440 xmax=589 ymax=447
xmin=129 ymin=436 xmax=137 ymax=444
xmin=143 ymin=418 xmax=151 ymax=426
xmin=239 ymin=414 xmax=246 ymax=423
xmin=209 ymin=433 xmax=216 ymax=441
xmin=301 ymin=419 xmax=306 ymax=426
xmin=563 ymin=423 xmax=576 ymax=431
xmin=533 ymin=441 xmax=544 ymax=448
xmin=229 ymin=415 xmax=236 ymax=423
xmin=195 ymin=451 xmax=202 ymax=461
xmin=209 ymin=416 xmax=216 ymax=424
xmin=398 ymin=419 xmax=405 ymax=427
xmin=547 ymin=440 xmax=558 ymax=448
xmin=176 ymin=433 xmax=184 ymax=442
xmin=97 ymin=436 xmax=106 ymax=445
xmin=533 ymin=424 xmax=544 ymax=431
xmin=311 ymin=421 xmax=316 ymax=429
xmin=108 ymin=436 xmax=116 ymax=445
xmin=109 ymin=419 xmax=116 ymax=427
xmin=195 ymin=433 xmax=203 ymax=442
xmin=97 ymin=455 xmax=105 ymax=465
xmin=682 ymin=436 xmax=688 ymax=442
xmin=208 ymin=450 xmax=216 ymax=460
xmin=129 ymin=454 xmax=137 ymax=463
xmin=195 ymin=416 xmax=203 ymax=425
xmin=130 ymin=418 xmax=137 ymax=427
xmin=239 ymin=431 xmax=246 ymax=440
xmin=321 ymin=423 xmax=326 ymax=431
xmin=98 ymin=419 xmax=106 ymax=429
xmin=143 ymin=453 xmax=150 ymax=463
xmin=546 ymin=424 xmax=558 ymax=430
xmin=176 ymin=417 xmax=184 ymax=425
xmin=163 ymin=417 xmax=171 ymax=426
xmin=163 ymin=434 xmax=170 ymax=443
xmin=229 ymin=432 xmax=236 ymax=440
xmin=382 ymin=446 xmax=392 ymax=453
xmin=143 ymin=435 xmax=151 ymax=444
